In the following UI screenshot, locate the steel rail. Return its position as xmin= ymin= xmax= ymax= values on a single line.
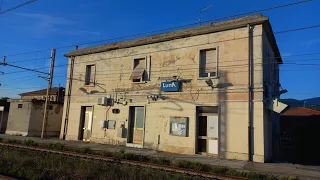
xmin=0 ymin=142 xmax=248 ymax=180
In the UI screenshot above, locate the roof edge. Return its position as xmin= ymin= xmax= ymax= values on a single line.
xmin=65 ymin=14 xmax=269 ymax=57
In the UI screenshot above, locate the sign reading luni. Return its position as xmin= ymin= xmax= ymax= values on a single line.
xmin=160 ymin=81 xmax=179 ymax=92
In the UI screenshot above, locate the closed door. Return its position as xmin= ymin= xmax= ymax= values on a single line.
xmin=128 ymin=106 xmax=145 ymax=144
xmin=207 ymin=116 xmax=218 ymax=154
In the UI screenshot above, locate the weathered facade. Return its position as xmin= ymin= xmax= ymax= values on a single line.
xmin=60 ymin=14 xmax=282 ymax=163
xmin=6 ymin=99 xmax=63 ymax=137
xmin=5 ymin=88 xmax=65 ymax=137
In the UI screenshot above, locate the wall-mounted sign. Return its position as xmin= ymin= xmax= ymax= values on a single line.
xmin=169 ymin=116 xmax=188 ymax=137
xmin=160 ymin=81 xmax=179 ymax=92
xmin=0 ymin=106 xmax=4 ymax=111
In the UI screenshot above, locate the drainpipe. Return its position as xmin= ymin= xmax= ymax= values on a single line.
xmin=247 ymin=24 xmax=253 ymax=161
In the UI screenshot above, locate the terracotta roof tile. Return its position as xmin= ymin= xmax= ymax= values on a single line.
xmin=283 ymin=107 xmax=320 ymax=116
xmin=19 ymin=87 xmax=65 ymax=96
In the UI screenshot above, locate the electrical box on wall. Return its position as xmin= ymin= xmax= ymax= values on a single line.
xmin=107 ymin=120 xmax=116 ymax=129
xmin=97 ymin=97 xmax=114 ymax=106
xmin=100 ymin=120 xmax=108 ymax=128
xmin=100 ymin=120 xmax=116 ymax=129
xmin=117 ymin=127 xmax=126 ymax=138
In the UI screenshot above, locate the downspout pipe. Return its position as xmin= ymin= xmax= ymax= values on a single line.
xmin=248 ymin=24 xmax=253 ymax=161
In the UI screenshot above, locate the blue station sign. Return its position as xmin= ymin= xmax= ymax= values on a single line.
xmin=161 ymin=81 xmax=180 ymax=92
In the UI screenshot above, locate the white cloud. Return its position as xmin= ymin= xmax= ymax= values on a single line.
xmin=11 ymin=12 xmax=100 ymax=36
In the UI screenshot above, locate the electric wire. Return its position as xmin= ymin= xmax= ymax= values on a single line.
xmin=0 ymin=0 xmax=37 ymax=15
xmin=0 ymin=0 xmax=312 ymax=59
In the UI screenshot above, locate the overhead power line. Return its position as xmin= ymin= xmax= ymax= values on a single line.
xmin=0 ymin=0 xmax=312 ymax=59
xmin=0 ymin=62 xmax=49 ymax=75
xmin=3 ymin=22 xmax=320 ymax=75
xmin=0 ymin=0 xmax=37 ymax=15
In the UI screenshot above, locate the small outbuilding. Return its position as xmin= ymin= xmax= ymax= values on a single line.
xmin=5 ymin=87 xmax=64 ymax=137
xmin=278 ymin=107 xmax=320 ymax=164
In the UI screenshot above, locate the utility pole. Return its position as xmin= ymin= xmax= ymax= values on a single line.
xmin=41 ymin=48 xmax=56 ymax=138
xmin=63 ymin=45 xmax=78 ymax=140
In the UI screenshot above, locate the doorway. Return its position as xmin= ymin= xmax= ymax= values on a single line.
xmin=196 ymin=106 xmax=219 ymax=155
xmin=79 ymin=106 xmax=93 ymax=141
xmin=128 ymin=106 xmax=145 ymax=145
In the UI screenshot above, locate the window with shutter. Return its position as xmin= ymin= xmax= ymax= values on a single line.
xmin=200 ymin=49 xmax=218 ymax=78
xmin=130 ymin=58 xmax=146 ymax=82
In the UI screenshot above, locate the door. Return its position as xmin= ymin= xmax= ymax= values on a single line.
xmin=79 ymin=106 xmax=93 ymax=141
xmin=196 ymin=106 xmax=219 ymax=155
xmin=128 ymin=106 xmax=145 ymax=145
xmin=207 ymin=116 xmax=218 ymax=154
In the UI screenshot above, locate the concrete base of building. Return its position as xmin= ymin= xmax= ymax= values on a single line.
xmin=5 ymin=130 xmax=60 ymax=137
xmin=219 ymin=151 xmax=267 ymax=163
xmin=90 ymin=137 xmax=126 ymax=146
xmin=5 ymin=131 xmax=28 ymax=136
xmin=253 ymin=154 xmax=266 ymax=163
xmin=219 ymin=151 xmax=249 ymax=161
xmin=65 ymin=135 xmax=78 ymax=141
xmin=160 ymin=144 xmax=195 ymax=155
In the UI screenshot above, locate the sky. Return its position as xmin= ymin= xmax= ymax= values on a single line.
xmin=0 ymin=0 xmax=319 ymax=100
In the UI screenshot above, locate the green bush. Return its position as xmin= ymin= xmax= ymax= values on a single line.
xmin=77 ymin=147 xmax=93 ymax=154
xmin=226 ymin=169 xmax=247 ymax=177
xmin=119 ymin=148 xmax=126 ymax=154
xmin=174 ymin=160 xmax=212 ymax=172
xmin=0 ymin=138 xmax=299 ymax=180
xmin=100 ymin=150 xmax=113 ymax=157
xmin=154 ymin=157 xmax=171 ymax=166
xmin=246 ymin=172 xmax=261 ymax=180
xmin=280 ymin=176 xmax=299 ymax=180
xmin=7 ymin=139 xmax=22 ymax=144
xmin=23 ymin=140 xmax=38 ymax=146
xmin=44 ymin=142 xmax=65 ymax=151
xmin=0 ymin=146 xmax=202 ymax=180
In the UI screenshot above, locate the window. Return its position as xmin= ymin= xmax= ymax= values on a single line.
xmin=85 ymin=64 xmax=95 ymax=85
xmin=18 ymin=104 xmax=23 ymax=108
xmin=200 ymin=48 xmax=218 ymax=78
xmin=130 ymin=58 xmax=146 ymax=82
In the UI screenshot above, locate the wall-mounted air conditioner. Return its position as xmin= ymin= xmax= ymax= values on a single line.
xmin=97 ymin=97 xmax=114 ymax=106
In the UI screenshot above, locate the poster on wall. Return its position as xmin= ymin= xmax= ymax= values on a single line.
xmin=169 ymin=117 xmax=188 ymax=137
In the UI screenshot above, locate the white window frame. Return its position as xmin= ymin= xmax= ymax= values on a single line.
xmin=199 ymin=47 xmax=219 ymax=78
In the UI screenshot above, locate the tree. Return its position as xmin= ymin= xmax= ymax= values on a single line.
xmin=0 ymin=97 xmax=10 ymax=111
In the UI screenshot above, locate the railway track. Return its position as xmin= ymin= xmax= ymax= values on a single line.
xmin=0 ymin=142 xmax=248 ymax=180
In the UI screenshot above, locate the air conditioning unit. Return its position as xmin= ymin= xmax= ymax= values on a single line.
xmin=97 ymin=97 xmax=114 ymax=106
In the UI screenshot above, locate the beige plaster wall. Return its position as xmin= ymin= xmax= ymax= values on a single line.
xmin=61 ymin=24 xmax=273 ymax=162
